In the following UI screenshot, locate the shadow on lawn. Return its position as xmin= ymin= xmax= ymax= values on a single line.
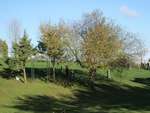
xmin=133 ymin=77 xmax=150 ymax=86
xmin=25 ymin=67 xmax=106 ymax=87
xmin=0 ymin=68 xmax=21 ymax=79
xmin=6 ymin=80 xmax=150 ymax=113
xmin=0 ymin=67 xmax=106 ymax=88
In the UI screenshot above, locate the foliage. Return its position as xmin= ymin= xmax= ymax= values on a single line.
xmin=40 ymin=24 xmax=64 ymax=59
xmin=12 ymin=42 xmax=21 ymax=71
xmin=5 ymin=57 xmax=17 ymax=71
xmin=18 ymin=33 xmax=33 ymax=67
xmin=12 ymin=31 xmax=33 ymax=83
xmin=81 ymin=10 xmax=122 ymax=79
xmin=40 ymin=23 xmax=64 ymax=81
xmin=109 ymin=54 xmax=131 ymax=78
xmin=110 ymin=54 xmax=130 ymax=70
xmin=0 ymin=39 xmax=9 ymax=71
xmin=37 ymin=41 xmax=47 ymax=53
xmin=0 ymin=40 xmax=8 ymax=59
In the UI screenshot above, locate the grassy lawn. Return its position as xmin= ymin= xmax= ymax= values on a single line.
xmin=0 ymin=78 xmax=75 ymax=113
xmin=1 ymin=64 xmax=150 ymax=113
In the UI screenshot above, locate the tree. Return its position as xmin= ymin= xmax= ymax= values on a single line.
xmin=82 ymin=10 xmax=121 ymax=80
xmin=13 ymin=31 xmax=33 ymax=83
xmin=62 ymin=22 xmax=83 ymax=66
xmin=12 ymin=40 xmax=21 ymax=72
xmin=0 ymin=40 xmax=8 ymax=59
xmin=37 ymin=41 xmax=47 ymax=53
xmin=110 ymin=54 xmax=130 ymax=71
xmin=8 ymin=19 xmax=21 ymax=43
xmin=40 ymin=23 xmax=64 ymax=81
xmin=0 ymin=39 xmax=8 ymax=70
xmin=2 ymin=41 xmax=8 ymax=59
xmin=8 ymin=19 xmax=22 ymax=72
xmin=121 ymin=32 xmax=147 ymax=68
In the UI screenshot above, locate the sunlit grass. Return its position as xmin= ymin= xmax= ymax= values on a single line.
xmin=1 ymin=63 xmax=150 ymax=113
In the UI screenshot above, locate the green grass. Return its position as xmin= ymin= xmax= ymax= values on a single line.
xmin=26 ymin=61 xmax=150 ymax=79
xmin=1 ymin=62 xmax=150 ymax=113
xmin=0 ymin=78 xmax=75 ymax=113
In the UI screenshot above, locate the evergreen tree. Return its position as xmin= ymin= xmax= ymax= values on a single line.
xmin=13 ymin=31 xmax=33 ymax=83
xmin=0 ymin=40 xmax=8 ymax=70
xmin=1 ymin=41 xmax=8 ymax=59
xmin=0 ymin=40 xmax=8 ymax=59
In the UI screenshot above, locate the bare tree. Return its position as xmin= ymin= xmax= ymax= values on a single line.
xmin=59 ymin=21 xmax=83 ymax=65
xmin=8 ymin=19 xmax=22 ymax=43
xmin=8 ymin=19 xmax=22 ymax=70
xmin=121 ymin=32 xmax=147 ymax=65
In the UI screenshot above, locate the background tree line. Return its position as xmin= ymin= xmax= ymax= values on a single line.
xmin=0 ymin=10 xmax=147 ymax=84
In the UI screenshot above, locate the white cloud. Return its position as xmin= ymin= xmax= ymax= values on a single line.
xmin=120 ymin=5 xmax=140 ymax=17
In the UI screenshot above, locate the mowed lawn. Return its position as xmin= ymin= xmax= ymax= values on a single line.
xmin=0 ymin=78 xmax=75 ymax=113
xmin=1 ymin=67 xmax=150 ymax=113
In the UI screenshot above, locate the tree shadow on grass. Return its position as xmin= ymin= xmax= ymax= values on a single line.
xmin=25 ymin=67 xmax=107 ymax=86
xmin=0 ymin=66 xmax=106 ymax=88
xmin=13 ymin=95 xmax=77 ymax=113
xmin=0 ymin=68 xmax=21 ymax=79
xmin=133 ymin=77 xmax=150 ymax=86
xmin=6 ymin=80 xmax=150 ymax=113
xmin=7 ymin=95 xmax=81 ymax=113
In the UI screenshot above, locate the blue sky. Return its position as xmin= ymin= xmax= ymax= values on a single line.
xmin=0 ymin=0 xmax=150 ymax=59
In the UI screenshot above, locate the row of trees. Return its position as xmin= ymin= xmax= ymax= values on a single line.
xmin=0 ymin=10 xmax=147 ymax=83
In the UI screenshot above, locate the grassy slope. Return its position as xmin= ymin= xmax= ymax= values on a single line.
xmin=0 ymin=78 xmax=75 ymax=113
xmin=1 ymin=62 xmax=150 ymax=113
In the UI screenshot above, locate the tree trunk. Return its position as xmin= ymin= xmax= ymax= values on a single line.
xmin=107 ymin=69 xmax=111 ymax=79
xmin=65 ymin=65 xmax=69 ymax=85
xmin=89 ymin=67 xmax=96 ymax=81
xmin=23 ymin=68 xmax=27 ymax=83
xmin=140 ymin=56 xmax=143 ymax=70
xmin=52 ymin=65 xmax=55 ymax=81
xmin=52 ymin=58 xmax=56 ymax=81
xmin=47 ymin=57 xmax=51 ymax=82
xmin=88 ymin=67 xmax=96 ymax=90
xmin=31 ymin=59 xmax=35 ymax=80
xmin=48 ymin=57 xmax=51 ymax=81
